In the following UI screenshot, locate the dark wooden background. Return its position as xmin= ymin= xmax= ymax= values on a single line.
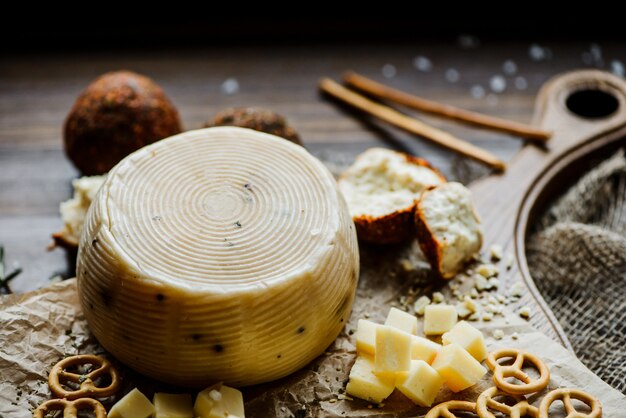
xmin=2 ymin=30 xmax=625 ymax=293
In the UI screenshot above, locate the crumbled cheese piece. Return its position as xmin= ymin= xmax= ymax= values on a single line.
xmin=493 ymin=329 xmax=504 ymax=340
xmin=468 ymin=312 xmax=481 ymax=321
xmin=400 ymin=259 xmax=413 ymax=272
xmin=329 ymin=398 xmax=337 ymax=403
xmin=492 ymin=305 xmax=504 ymax=315
xmin=519 ymin=306 xmax=531 ymax=319
xmin=449 ymin=283 xmax=459 ymax=291
xmin=512 ymin=332 xmax=519 ymax=340
xmin=432 ymin=292 xmax=445 ymax=303
xmin=414 ymin=296 xmax=431 ymax=316
xmin=487 ymin=296 xmax=497 ymax=305
xmin=496 ymin=294 xmax=506 ymax=304
xmin=338 ymin=394 xmax=353 ymax=401
xmin=488 ymin=278 xmax=500 ymax=289
xmin=475 ymin=275 xmax=488 ymax=291
xmin=476 ymin=264 xmax=498 ymax=278
xmin=463 ymin=296 xmax=477 ymax=313
xmin=452 ymin=290 xmax=461 ymax=299
xmin=482 ymin=312 xmax=493 ymax=321
xmin=455 ymin=302 xmax=472 ymax=319
xmin=505 ymin=254 xmax=514 ymax=270
xmin=469 ymin=288 xmax=479 ymax=299
xmin=509 ymin=283 xmax=525 ymax=298
xmin=490 ymin=244 xmax=503 ymax=261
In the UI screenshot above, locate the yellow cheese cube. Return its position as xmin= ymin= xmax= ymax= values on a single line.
xmin=154 ymin=393 xmax=193 ymax=418
xmin=355 ymin=319 xmax=379 ymax=355
xmin=431 ymin=343 xmax=487 ymax=392
xmin=442 ymin=321 xmax=487 ymax=362
xmin=384 ymin=307 xmax=418 ymax=335
xmin=194 ymin=383 xmax=245 ymax=418
xmin=424 ymin=305 xmax=458 ymax=335
xmin=375 ymin=325 xmax=412 ymax=375
xmin=396 ymin=360 xmax=444 ymax=406
xmin=109 ymin=388 xmax=155 ymax=418
xmin=410 ymin=335 xmax=441 ymax=364
xmin=346 ymin=355 xmax=395 ymax=404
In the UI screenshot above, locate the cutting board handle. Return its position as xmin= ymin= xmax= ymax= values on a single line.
xmin=533 ymin=69 xmax=626 ymax=152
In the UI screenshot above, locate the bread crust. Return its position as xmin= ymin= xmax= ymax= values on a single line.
xmin=414 ymin=185 xmax=448 ymax=278
xmin=339 ymin=150 xmax=445 ymax=244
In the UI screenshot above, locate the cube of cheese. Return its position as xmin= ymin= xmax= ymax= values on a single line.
xmin=424 ymin=304 xmax=458 ymax=335
xmin=431 ymin=343 xmax=487 ymax=392
xmin=410 ymin=335 xmax=441 ymax=364
xmin=109 ymin=388 xmax=155 ymax=418
xmin=194 ymin=383 xmax=245 ymax=418
xmin=384 ymin=307 xmax=418 ymax=335
xmin=375 ymin=325 xmax=412 ymax=376
xmin=346 ymin=355 xmax=395 ymax=404
xmin=355 ymin=319 xmax=379 ymax=355
xmin=441 ymin=321 xmax=487 ymax=362
xmin=154 ymin=393 xmax=193 ymax=418
xmin=395 ymin=360 xmax=444 ymax=406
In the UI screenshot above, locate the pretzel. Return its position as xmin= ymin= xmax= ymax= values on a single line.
xmin=539 ymin=388 xmax=602 ymax=418
xmin=477 ymin=386 xmax=539 ymax=418
xmin=425 ymin=400 xmax=477 ymax=418
xmin=48 ymin=354 xmax=120 ymax=399
xmin=33 ymin=398 xmax=106 ymax=418
xmin=486 ymin=348 xmax=549 ymax=395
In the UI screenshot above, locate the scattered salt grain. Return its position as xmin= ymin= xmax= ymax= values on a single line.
xmin=514 ymin=76 xmax=528 ymax=90
xmin=445 ymin=68 xmax=460 ymax=83
xmin=493 ymin=329 xmax=504 ymax=340
xmin=490 ymin=75 xmax=507 ymax=93
xmin=413 ymin=56 xmax=433 ymax=72
xmin=611 ymin=60 xmax=625 ymax=77
xmin=470 ymin=85 xmax=486 ymax=99
xmin=221 ymin=78 xmax=240 ymax=95
xmin=382 ymin=64 xmax=397 ymax=79
xmin=502 ymin=60 xmax=517 ymax=75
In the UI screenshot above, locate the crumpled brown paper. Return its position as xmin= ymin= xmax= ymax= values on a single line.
xmin=2 ymin=243 xmax=625 ymax=417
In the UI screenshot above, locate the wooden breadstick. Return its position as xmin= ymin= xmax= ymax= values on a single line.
xmin=343 ymin=71 xmax=552 ymax=143
xmin=319 ymin=78 xmax=506 ymax=171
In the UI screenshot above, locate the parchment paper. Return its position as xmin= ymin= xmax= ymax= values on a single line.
xmin=2 ymin=243 xmax=625 ymax=417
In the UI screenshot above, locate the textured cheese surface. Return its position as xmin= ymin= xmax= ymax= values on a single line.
xmin=77 ymin=127 xmax=359 ymax=387
xmin=338 ymin=148 xmax=444 ymax=218
xmin=442 ymin=321 xmax=487 ymax=362
xmin=395 ymin=360 xmax=444 ymax=407
xmin=431 ymin=343 xmax=487 ymax=392
xmin=346 ymin=355 xmax=395 ymax=404
xmin=424 ymin=304 xmax=458 ymax=335
xmin=109 ymin=388 xmax=155 ymax=418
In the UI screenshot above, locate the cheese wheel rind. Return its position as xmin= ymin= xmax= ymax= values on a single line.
xmin=77 ymin=127 xmax=359 ymax=387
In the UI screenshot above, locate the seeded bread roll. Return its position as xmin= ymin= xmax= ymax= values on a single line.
xmin=338 ymin=148 xmax=445 ymax=244
xmin=415 ymin=182 xmax=482 ymax=279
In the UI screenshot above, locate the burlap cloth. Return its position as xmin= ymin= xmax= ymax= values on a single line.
xmin=527 ymin=149 xmax=626 ymax=394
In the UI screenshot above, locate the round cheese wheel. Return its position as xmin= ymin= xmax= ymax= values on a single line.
xmin=77 ymin=127 xmax=359 ymax=387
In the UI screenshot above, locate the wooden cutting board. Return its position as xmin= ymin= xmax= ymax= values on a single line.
xmin=471 ymin=69 xmax=626 ymax=348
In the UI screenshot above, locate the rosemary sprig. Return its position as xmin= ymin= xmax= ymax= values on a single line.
xmin=0 ymin=246 xmax=22 ymax=295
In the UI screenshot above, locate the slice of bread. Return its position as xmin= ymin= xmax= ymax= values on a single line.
xmin=415 ymin=182 xmax=482 ymax=279
xmin=338 ymin=148 xmax=446 ymax=244
xmin=51 ymin=175 xmax=106 ymax=249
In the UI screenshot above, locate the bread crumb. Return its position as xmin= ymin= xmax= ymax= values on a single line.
xmin=432 ymin=292 xmax=445 ymax=303
xmin=414 ymin=296 xmax=431 ymax=316
xmin=519 ymin=306 xmax=531 ymax=319
xmin=493 ymin=329 xmax=504 ymax=340
xmin=490 ymin=244 xmax=503 ymax=261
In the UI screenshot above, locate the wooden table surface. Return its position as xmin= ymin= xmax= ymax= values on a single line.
xmin=2 ymin=40 xmax=624 ymax=294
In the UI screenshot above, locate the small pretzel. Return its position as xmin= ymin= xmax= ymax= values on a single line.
xmin=33 ymin=398 xmax=106 ymax=418
xmin=426 ymin=400 xmax=477 ymax=418
xmin=539 ymin=388 xmax=602 ymax=418
xmin=49 ymin=354 xmax=120 ymax=399
xmin=486 ymin=348 xmax=549 ymax=395
xmin=477 ymin=386 xmax=539 ymax=418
